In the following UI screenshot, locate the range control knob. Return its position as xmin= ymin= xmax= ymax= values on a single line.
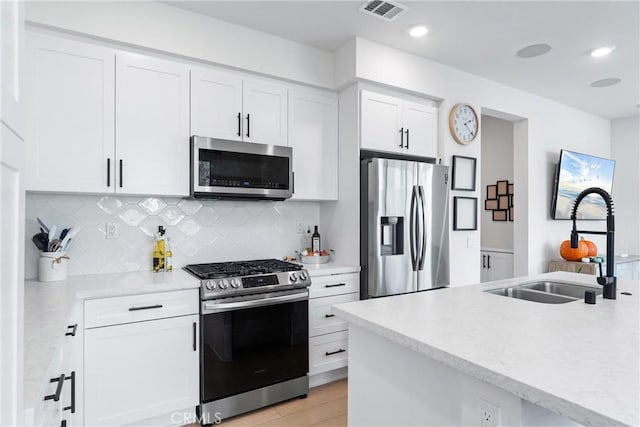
xmin=289 ymin=272 xmax=298 ymax=283
xmin=220 ymin=279 xmax=230 ymax=289
xmin=204 ymin=280 xmax=213 ymax=290
xmin=299 ymin=272 xmax=308 ymax=281
xmin=230 ymin=278 xmax=240 ymax=289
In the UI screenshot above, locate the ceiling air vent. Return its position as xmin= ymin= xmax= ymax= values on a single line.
xmin=360 ymin=0 xmax=407 ymax=21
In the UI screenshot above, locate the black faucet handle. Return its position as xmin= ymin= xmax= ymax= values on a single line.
xmin=570 ymin=230 xmax=579 ymax=248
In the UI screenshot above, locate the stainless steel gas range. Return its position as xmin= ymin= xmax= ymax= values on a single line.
xmin=183 ymin=259 xmax=311 ymax=422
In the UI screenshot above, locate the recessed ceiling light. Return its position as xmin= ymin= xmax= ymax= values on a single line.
xmin=516 ymin=44 xmax=552 ymax=58
xmin=408 ymin=25 xmax=428 ymax=38
xmin=590 ymin=78 xmax=622 ymax=88
xmin=591 ymin=46 xmax=615 ymax=58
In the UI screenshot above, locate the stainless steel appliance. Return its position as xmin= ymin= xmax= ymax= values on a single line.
xmin=360 ymin=158 xmax=450 ymax=298
xmin=183 ymin=259 xmax=311 ymax=422
xmin=190 ymin=135 xmax=294 ymax=200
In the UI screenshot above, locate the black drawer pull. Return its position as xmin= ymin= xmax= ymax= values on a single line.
xmin=325 ymin=314 xmax=335 ymax=318
xmin=65 ymin=324 xmax=78 ymax=337
xmin=128 ymin=304 xmax=163 ymax=312
xmin=60 ymin=420 xmax=67 ymax=427
xmin=325 ymin=348 xmax=346 ymax=356
xmin=325 ymin=283 xmax=346 ymax=288
xmin=44 ymin=374 xmax=66 ymax=402
xmin=63 ymin=371 xmax=75 ymax=414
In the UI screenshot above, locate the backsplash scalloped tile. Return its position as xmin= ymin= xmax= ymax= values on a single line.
xmin=25 ymin=194 xmax=320 ymax=279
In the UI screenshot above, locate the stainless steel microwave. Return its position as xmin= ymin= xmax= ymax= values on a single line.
xmin=190 ymin=135 xmax=293 ymax=200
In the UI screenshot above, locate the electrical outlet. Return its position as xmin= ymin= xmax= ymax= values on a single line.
xmin=106 ymin=222 xmax=118 ymax=239
xmin=478 ymin=399 xmax=500 ymax=427
xmin=296 ymin=220 xmax=305 ymax=234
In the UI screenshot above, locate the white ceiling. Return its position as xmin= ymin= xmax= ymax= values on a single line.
xmin=165 ymin=1 xmax=639 ymax=119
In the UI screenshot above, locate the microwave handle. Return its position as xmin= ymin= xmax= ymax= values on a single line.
xmin=292 ymin=171 xmax=295 ymax=194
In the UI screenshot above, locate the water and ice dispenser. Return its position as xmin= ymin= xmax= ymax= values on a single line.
xmin=380 ymin=216 xmax=404 ymax=255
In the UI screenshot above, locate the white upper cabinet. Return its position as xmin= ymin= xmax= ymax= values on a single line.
xmin=243 ymin=79 xmax=288 ymax=146
xmin=1 ymin=0 xmax=23 ymax=137
xmin=402 ymin=100 xmax=438 ymax=158
xmin=25 ymin=33 xmax=115 ymax=193
xmin=190 ymin=69 xmax=288 ymax=146
xmin=115 ymin=53 xmax=190 ymax=196
xmin=360 ymin=91 xmax=403 ymax=154
xmin=360 ymin=90 xmax=438 ymax=158
xmin=288 ymin=88 xmax=338 ymax=200
xmin=191 ymin=68 xmax=243 ymax=141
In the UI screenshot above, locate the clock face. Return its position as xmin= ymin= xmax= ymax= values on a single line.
xmin=450 ymin=104 xmax=478 ymax=145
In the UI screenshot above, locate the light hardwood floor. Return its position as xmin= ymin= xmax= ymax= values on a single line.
xmin=215 ymin=379 xmax=348 ymax=426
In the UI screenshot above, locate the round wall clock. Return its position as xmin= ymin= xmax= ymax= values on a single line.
xmin=449 ymin=103 xmax=479 ymax=145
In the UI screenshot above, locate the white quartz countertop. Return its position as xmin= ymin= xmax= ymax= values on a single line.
xmin=302 ymin=262 xmax=360 ymax=277
xmin=333 ymin=272 xmax=639 ymax=427
xmin=23 ymin=270 xmax=200 ymax=409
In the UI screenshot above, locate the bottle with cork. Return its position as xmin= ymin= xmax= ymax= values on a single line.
xmin=152 ymin=226 xmax=166 ymax=272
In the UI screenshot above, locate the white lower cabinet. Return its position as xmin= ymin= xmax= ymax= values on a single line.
xmin=32 ymin=304 xmax=83 ymax=427
xmin=83 ymin=289 xmax=199 ymax=426
xmin=307 ymin=271 xmax=359 ymax=382
xmin=481 ymin=250 xmax=514 ymax=282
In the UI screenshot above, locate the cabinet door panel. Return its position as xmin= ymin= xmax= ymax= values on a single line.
xmin=116 ymin=53 xmax=190 ymax=196
xmin=1 ymin=0 xmax=23 ymax=137
xmin=191 ymin=68 xmax=243 ymax=141
xmin=84 ymin=315 xmax=199 ymax=426
xmin=25 ymin=33 xmax=115 ymax=193
xmin=288 ymin=89 xmax=337 ymax=200
xmin=360 ymin=90 xmax=403 ymax=154
xmin=403 ymin=101 xmax=438 ymax=158
xmin=243 ymin=80 xmax=287 ymax=146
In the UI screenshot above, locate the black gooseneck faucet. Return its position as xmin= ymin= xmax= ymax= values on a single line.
xmin=570 ymin=187 xmax=616 ymax=299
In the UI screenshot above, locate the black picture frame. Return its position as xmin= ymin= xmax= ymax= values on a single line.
xmin=453 ymin=197 xmax=478 ymax=230
xmin=497 ymin=180 xmax=509 ymax=196
xmin=487 ymin=185 xmax=497 ymax=200
xmin=451 ymin=156 xmax=477 ymax=191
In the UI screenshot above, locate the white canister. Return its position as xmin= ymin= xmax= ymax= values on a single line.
xmin=38 ymin=252 xmax=69 ymax=282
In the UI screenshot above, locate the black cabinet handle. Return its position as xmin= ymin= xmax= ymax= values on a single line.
xmin=63 ymin=371 xmax=75 ymax=414
xmin=119 ymin=159 xmax=123 ymax=188
xmin=482 ymin=255 xmax=486 ymax=269
xmin=325 ymin=348 xmax=346 ymax=356
xmin=65 ymin=324 xmax=78 ymax=337
xmin=60 ymin=420 xmax=67 ymax=427
xmin=237 ymin=112 xmax=242 ymax=137
xmin=107 ymin=158 xmax=111 ymax=187
xmin=325 ymin=283 xmax=346 ymax=288
xmin=487 ymin=255 xmax=491 ymax=269
xmin=128 ymin=304 xmax=163 ymax=312
xmin=246 ymin=114 xmax=250 ymax=138
xmin=44 ymin=374 xmax=66 ymax=402
xmin=325 ymin=314 xmax=335 ymax=318
xmin=399 ymin=127 xmax=404 ymax=148
xmin=405 ymin=128 xmax=410 ymax=149
xmin=192 ymin=322 xmax=197 ymax=352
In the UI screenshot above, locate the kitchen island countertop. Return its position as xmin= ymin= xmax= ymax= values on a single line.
xmin=333 ymin=271 xmax=639 ymax=426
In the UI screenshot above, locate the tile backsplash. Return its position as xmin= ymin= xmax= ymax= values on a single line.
xmin=25 ymin=194 xmax=320 ymax=279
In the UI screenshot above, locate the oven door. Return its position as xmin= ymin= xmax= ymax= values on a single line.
xmin=200 ymin=289 xmax=309 ymax=403
xmin=191 ymin=135 xmax=293 ymax=200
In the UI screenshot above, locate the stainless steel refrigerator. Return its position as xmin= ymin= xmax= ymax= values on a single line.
xmin=360 ymin=158 xmax=450 ymax=298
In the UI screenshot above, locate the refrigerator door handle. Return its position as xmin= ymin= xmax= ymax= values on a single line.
xmin=418 ymin=185 xmax=427 ymax=270
xmin=409 ymin=185 xmax=418 ymax=271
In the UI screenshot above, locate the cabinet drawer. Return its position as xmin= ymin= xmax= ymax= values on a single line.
xmin=309 ymin=331 xmax=348 ymax=375
xmin=309 ymin=293 xmax=358 ymax=337
xmin=85 ymin=289 xmax=198 ymax=328
xmin=309 ymin=273 xmax=359 ymax=298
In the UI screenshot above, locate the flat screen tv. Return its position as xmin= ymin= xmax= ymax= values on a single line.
xmin=550 ymin=149 xmax=615 ymax=220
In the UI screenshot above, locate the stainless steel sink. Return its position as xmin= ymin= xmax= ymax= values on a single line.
xmin=519 ymin=281 xmax=602 ymax=299
xmin=486 ymin=287 xmax=577 ymax=304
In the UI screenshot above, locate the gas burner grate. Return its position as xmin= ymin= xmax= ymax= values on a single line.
xmin=184 ymin=259 xmax=302 ymax=280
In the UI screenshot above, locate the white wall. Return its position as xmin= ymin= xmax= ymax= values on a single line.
xmin=611 ymin=115 xmax=640 ymax=255
xmin=347 ymin=38 xmax=610 ymax=283
xmin=25 ymin=1 xmax=334 ymax=89
xmin=25 ymin=194 xmax=319 ymax=279
xmin=481 ymin=115 xmax=514 ymax=251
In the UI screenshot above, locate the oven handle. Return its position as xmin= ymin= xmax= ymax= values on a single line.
xmin=202 ymin=291 xmax=308 ymax=314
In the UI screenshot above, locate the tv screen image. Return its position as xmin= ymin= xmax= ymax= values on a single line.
xmin=551 ymin=150 xmax=615 ymax=220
